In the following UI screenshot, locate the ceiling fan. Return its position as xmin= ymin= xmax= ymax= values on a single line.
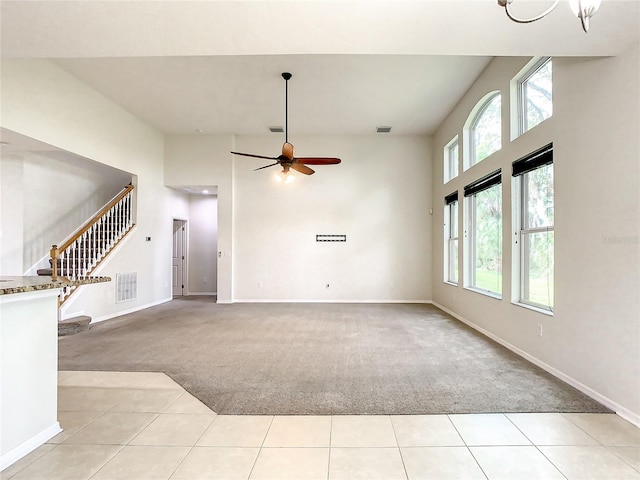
xmin=230 ymin=72 xmax=341 ymax=177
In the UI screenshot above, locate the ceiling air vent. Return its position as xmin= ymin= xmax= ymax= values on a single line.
xmin=376 ymin=126 xmax=392 ymax=133
xmin=269 ymin=126 xmax=284 ymax=133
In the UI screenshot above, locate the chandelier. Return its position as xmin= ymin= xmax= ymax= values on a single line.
xmin=497 ymin=0 xmax=601 ymax=32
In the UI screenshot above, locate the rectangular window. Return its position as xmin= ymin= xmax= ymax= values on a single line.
xmin=464 ymin=170 xmax=502 ymax=297
xmin=519 ymin=57 xmax=552 ymax=135
xmin=513 ymin=144 xmax=554 ymax=311
xmin=444 ymin=192 xmax=459 ymax=284
xmin=444 ymin=136 xmax=459 ymax=183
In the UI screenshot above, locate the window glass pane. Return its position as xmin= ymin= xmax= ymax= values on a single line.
xmin=473 ymin=95 xmax=501 ymax=165
xmin=523 ymin=59 xmax=552 ymax=132
xmin=445 ymin=200 xmax=458 ymax=284
xmin=450 ymin=201 xmax=458 ymax=237
xmin=472 ymin=185 xmax=502 ymax=294
xmin=449 ymin=141 xmax=459 ymax=180
xmin=444 ymin=138 xmax=459 ymax=182
xmin=521 ymin=231 xmax=554 ymax=308
xmin=449 ymin=239 xmax=458 ymax=283
xmin=524 ymin=164 xmax=554 ymax=229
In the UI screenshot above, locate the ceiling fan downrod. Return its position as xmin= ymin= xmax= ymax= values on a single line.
xmin=282 ymin=72 xmax=292 ymax=144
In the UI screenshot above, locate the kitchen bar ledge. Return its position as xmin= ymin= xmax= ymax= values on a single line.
xmin=0 ymin=275 xmax=110 ymax=472
xmin=0 ymin=275 xmax=111 ymax=295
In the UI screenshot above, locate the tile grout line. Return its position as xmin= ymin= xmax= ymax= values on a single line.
xmin=327 ymin=415 xmax=333 ymax=480
xmin=86 ymin=444 xmax=128 ymax=480
xmin=246 ymin=415 xmax=275 ymax=480
xmin=503 ymin=413 xmax=569 ymax=480
xmin=165 ymin=394 xmax=218 ymax=480
xmin=446 ymin=414 xmax=490 ymax=480
xmin=388 ymin=415 xmax=410 ymax=480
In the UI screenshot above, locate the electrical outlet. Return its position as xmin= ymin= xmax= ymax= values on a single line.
xmin=203 ymin=277 xmax=207 ymax=284
xmin=258 ymin=281 xmax=263 ymax=288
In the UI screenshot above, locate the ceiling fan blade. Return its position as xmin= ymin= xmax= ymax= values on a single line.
xmin=291 ymin=163 xmax=315 ymax=175
xmin=296 ymin=157 xmax=342 ymax=165
xmin=282 ymin=142 xmax=294 ymax=161
xmin=254 ymin=162 xmax=280 ymax=171
xmin=231 ymin=151 xmax=278 ymax=160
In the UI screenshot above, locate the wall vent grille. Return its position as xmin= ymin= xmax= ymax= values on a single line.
xmin=116 ymin=272 xmax=137 ymax=303
xmin=316 ymin=234 xmax=347 ymax=242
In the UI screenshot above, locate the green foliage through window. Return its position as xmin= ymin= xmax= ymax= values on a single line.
xmin=470 ymin=184 xmax=502 ymax=295
xmin=521 ymin=58 xmax=552 ymax=134
xmin=471 ymin=94 xmax=502 ymax=165
xmin=519 ymin=164 xmax=554 ymax=309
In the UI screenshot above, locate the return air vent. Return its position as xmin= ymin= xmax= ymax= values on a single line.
xmin=316 ymin=234 xmax=347 ymax=242
xmin=376 ymin=126 xmax=392 ymax=133
xmin=116 ymin=272 xmax=137 ymax=303
xmin=269 ymin=126 xmax=284 ymax=133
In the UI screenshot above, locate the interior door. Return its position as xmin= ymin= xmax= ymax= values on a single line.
xmin=172 ymin=220 xmax=186 ymax=296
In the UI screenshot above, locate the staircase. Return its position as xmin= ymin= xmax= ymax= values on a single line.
xmin=38 ymin=184 xmax=136 ymax=332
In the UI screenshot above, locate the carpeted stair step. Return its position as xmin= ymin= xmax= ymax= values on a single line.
xmin=59 ymin=315 xmax=91 ymax=336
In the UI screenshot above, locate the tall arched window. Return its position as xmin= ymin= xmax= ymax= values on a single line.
xmin=464 ymin=92 xmax=502 ymax=170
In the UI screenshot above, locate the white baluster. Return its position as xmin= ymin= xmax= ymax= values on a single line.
xmin=82 ymin=231 xmax=88 ymax=275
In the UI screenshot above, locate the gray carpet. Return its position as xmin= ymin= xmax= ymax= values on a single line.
xmin=58 ymin=298 xmax=610 ymax=415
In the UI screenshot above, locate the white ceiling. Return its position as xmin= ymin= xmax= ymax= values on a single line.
xmin=53 ymin=55 xmax=493 ymax=135
xmin=1 ymin=1 xmax=639 ymax=137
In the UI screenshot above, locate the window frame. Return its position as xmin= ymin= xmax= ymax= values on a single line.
xmin=511 ymin=144 xmax=554 ymax=313
xmin=444 ymin=192 xmax=459 ymax=285
xmin=463 ymin=170 xmax=503 ymax=298
xmin=467 ymin=90 xmax=502 ymax=169
xmin=444 ymin=136 xmax=459 ymax=183
xmin=513 ymin=57 xmax=553 ymax=139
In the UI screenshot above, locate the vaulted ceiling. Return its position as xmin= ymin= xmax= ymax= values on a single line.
xmin=1 ymin=1 xmax=639 ymax=137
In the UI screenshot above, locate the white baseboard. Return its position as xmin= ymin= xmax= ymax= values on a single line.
xmin=233 ymin=299 xmax=433 ymax=304
xmin=1 ymin=422 xmax=61 ymax=471
xmin=432 ymin=301 xmax=640 ymax=428
xmin=90 ymin=297 xmax=172 ymax=324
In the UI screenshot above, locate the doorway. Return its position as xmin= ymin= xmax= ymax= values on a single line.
xmin=172 ymin=219 xmax=187 ymax=296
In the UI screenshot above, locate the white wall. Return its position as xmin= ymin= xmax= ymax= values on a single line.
xmin=0 ymin=155 xmax=24 ymax=275
xmin=165 ymin=134 xmax=233 ymax=302
xmin=0 ymin=151 xmax=131 ymax=274
xmin=1 ymin=59 xmax=175 ymax=319
xmin=232 ymin=134 xmax=432 ymax=302
xmin=166 ymin=134 xmax=433 ymax=302
xmin=1 ymin=289 xmax=61 ymax=469
xmin=188 ymin=196 xmax=218 ymax=295
xmin=431 ymin=47 xmax=640 ymax=422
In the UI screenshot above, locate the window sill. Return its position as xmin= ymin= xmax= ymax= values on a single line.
xmin=512 ymin=301 xmax=554 ymax=316
xmin=464 ymin=286 xmax=502 ymax=300
xmin=444 ymin=281 xmax=458 ymax=287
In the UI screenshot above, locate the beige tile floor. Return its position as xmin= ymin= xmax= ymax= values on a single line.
xmin=2 ymin=371 xmax=639 ymax=480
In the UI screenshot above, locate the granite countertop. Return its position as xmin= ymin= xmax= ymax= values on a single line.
xmin=0 ymin=276 xmax=111 ymax=295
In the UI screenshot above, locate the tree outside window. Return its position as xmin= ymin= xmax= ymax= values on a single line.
xmin=470 ymin=93 xmax=502 ymax=167
xmin=520 ymin=57 xmax=552 ymax=135
xmin=469 ymin=184 xmax=502 ymax=295
xmin=519 ymin=163 xmax=554 ymax=309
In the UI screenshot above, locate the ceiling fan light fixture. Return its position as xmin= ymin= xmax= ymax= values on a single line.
xmin=230 ymin=71 xmax=341 ymax=179
xmin=569 ymin=0 xmax=601 ymax=32
xmin=377 ymin=126 xmax=392 ymax=133
xmin=498 ymin=0 xmax=599 ymax=32
xmin=274 ymin=171 xmax=295 ymax=184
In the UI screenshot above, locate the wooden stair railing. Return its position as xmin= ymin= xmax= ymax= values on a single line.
xmin=48 ymin=184 xmax=135 ymax=306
